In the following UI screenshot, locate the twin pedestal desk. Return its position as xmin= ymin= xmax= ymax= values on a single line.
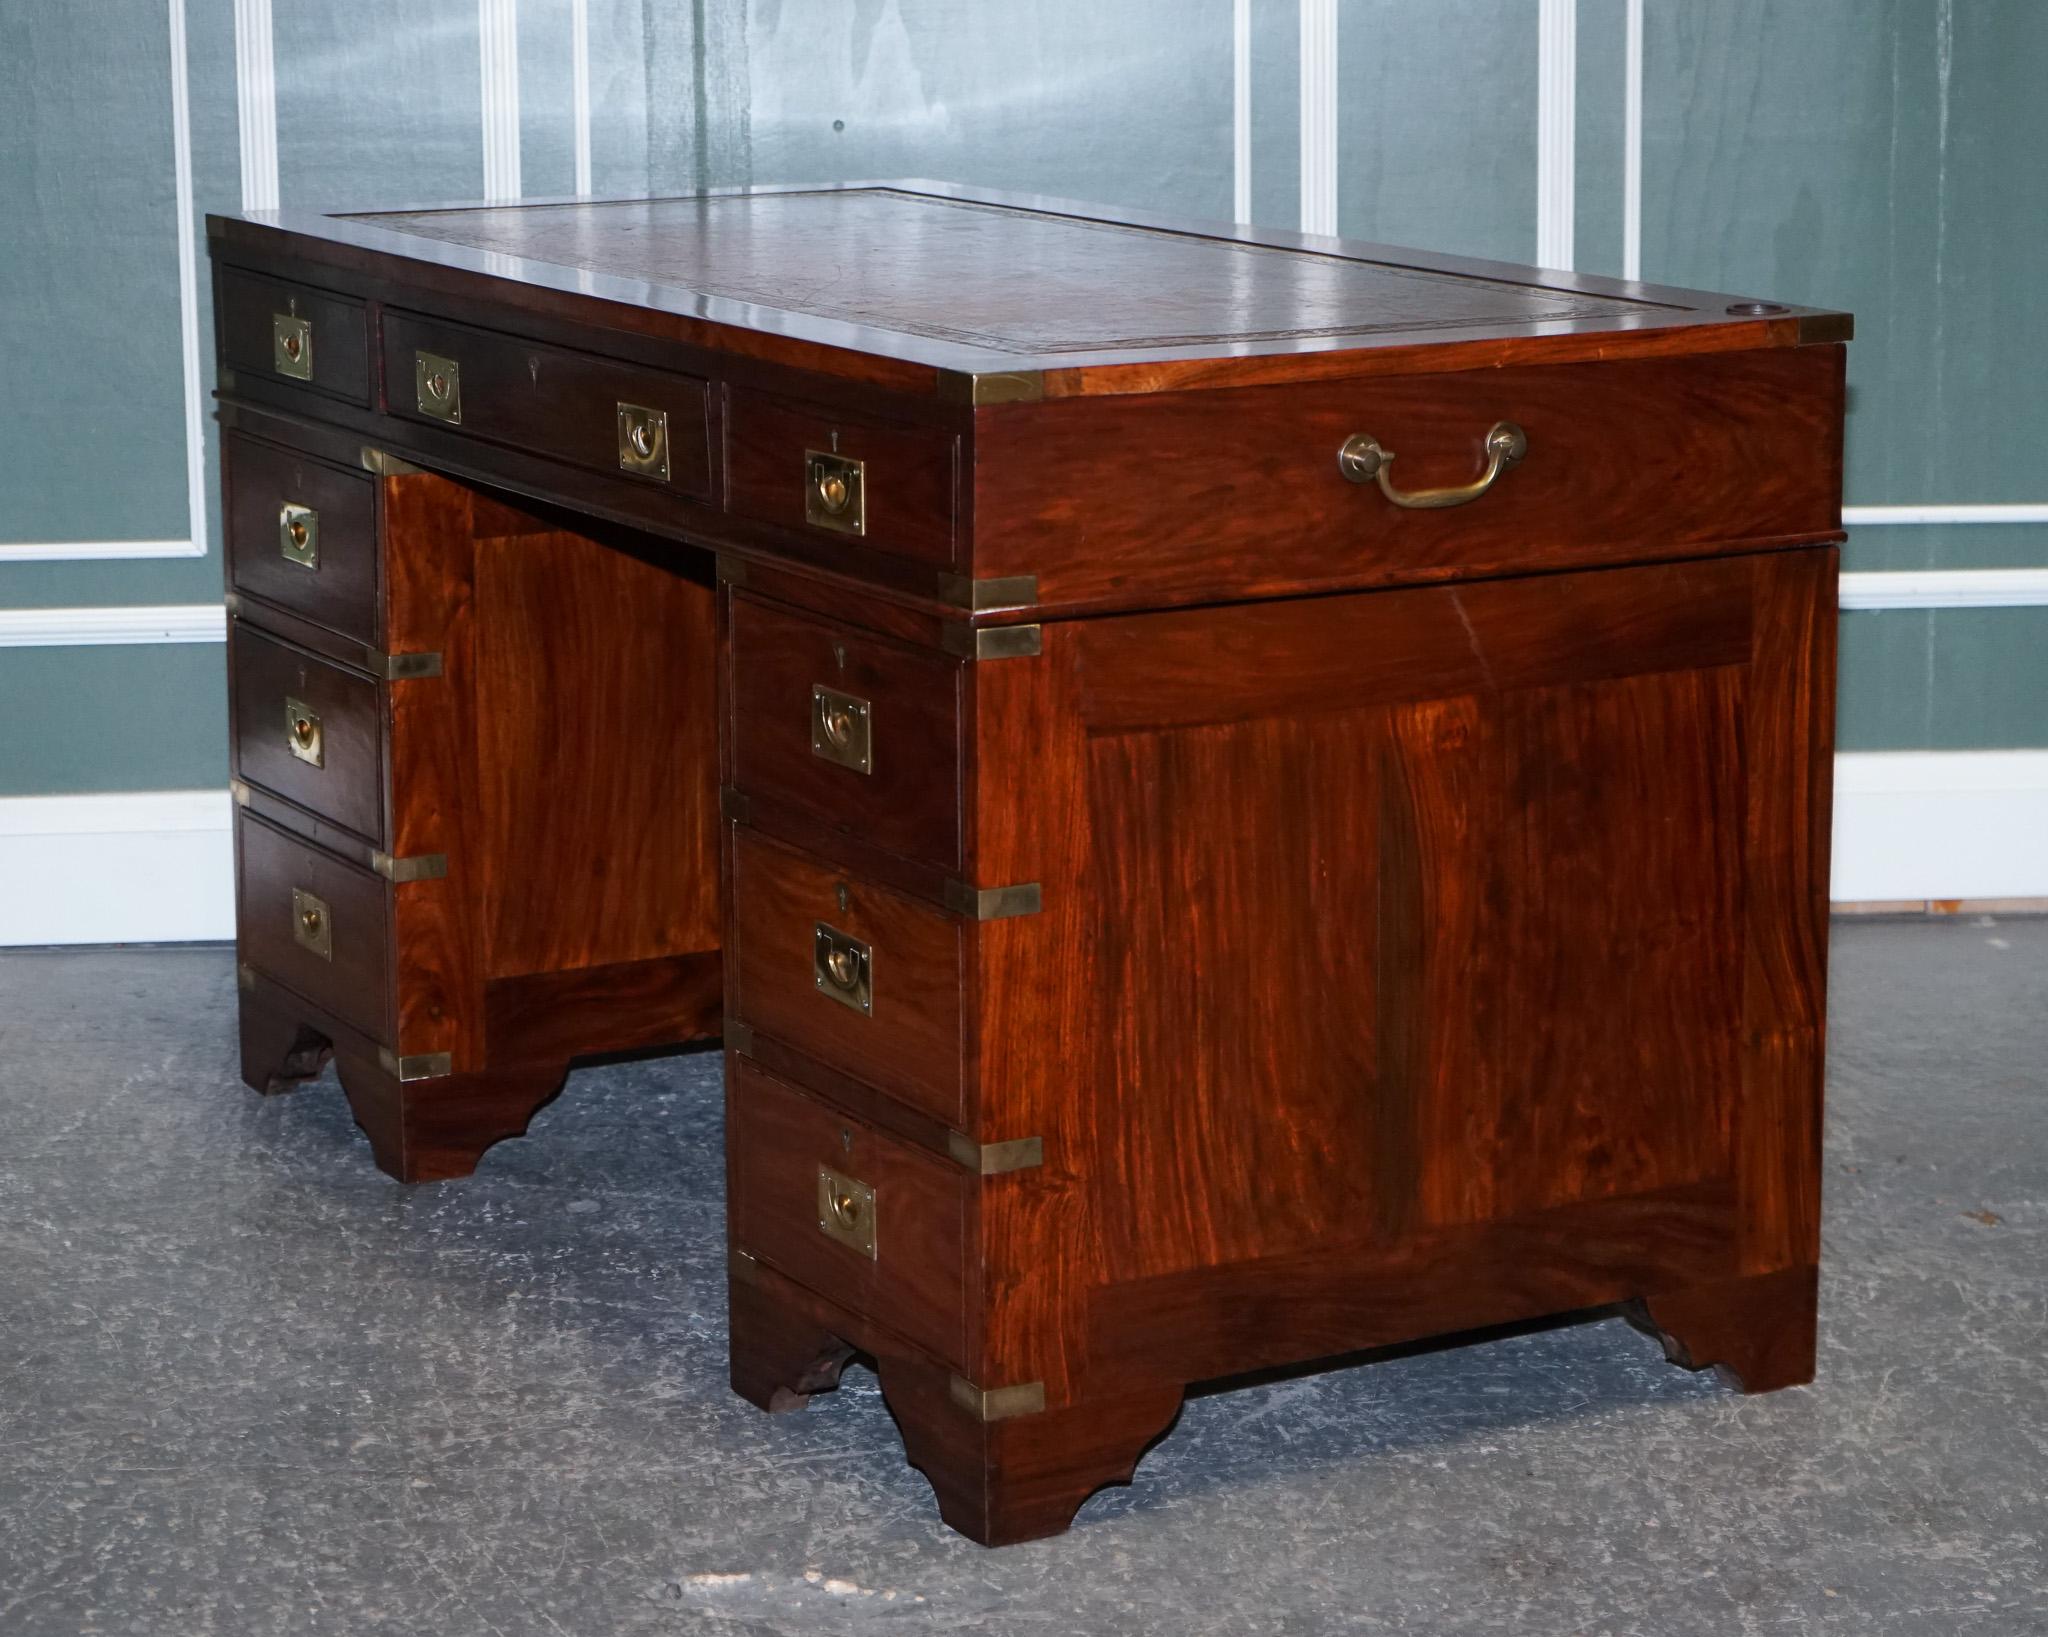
xmin=210 ymin=184 xmax=1849 ymax=1545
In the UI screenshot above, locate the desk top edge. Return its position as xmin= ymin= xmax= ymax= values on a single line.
xmin=208 ymin=179 xmax=1852 ymax=401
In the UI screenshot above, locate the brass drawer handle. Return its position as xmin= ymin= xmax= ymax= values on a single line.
xmin=291 ymin=887 xmax=333 ymax=960
xmin=817 ymin=1164 xmax=877 ymax=1258
xmin=810 ymin=684 xmax=872 ymax=774
xmin=284 ymin=697 xmax=324 ymax=767
xmin=273 ymin=313 xmax=313 ymax=380
xmin=278 ymin=503 xmax=319 ymax=569
xmin=813 ymin=921 xmax=872 ymax=1015
xmin=617 ymin=401 xmax=671 ymax=481
xmin=1338 ymin=420 xmax=1527 ymax=509
xmin=415 ymin=351 xmax=462 ymax=423
xmin=804 ymin=449 xmax=865 ymax=535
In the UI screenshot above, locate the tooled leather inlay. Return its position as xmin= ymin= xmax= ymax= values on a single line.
xmin=351 ymin=189 xmax=1673 ymax=356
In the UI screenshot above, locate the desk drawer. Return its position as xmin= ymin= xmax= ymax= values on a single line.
xmin=728 ymin=593 xmax=963 ymax=871
xmin=231 ymin=626 xmax=386 ymax=844
xmin=217 ymin=267 xmax=371 ymax=406
xmin=237 ymin=813 xmax=391 ymax=1042
xmin=382 ymin=310 xmax=714 ymax=498
xmin=730 ymin=1056 xmax=967 ymax=1368
xmin=973 ymin=346 xmax=1846 ymax=608
xmin=727 ymin=391 xmax=958 ymax=568
xmin=730 ymin=828 xmax=964 ymax=1126
xmin=224 ymin=434 xmax=381 ymax=645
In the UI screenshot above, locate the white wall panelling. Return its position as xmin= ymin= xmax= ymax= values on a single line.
xmin=571 ymin=0 xmax=593 ymax=195
xmin=1832 ymin=753 xmax=2048 ymax=903
xmin=1233 ymin=0 xmax=1252 ymax=222
xmin=0 ymin=0 xmax=209 ymax=566
xmin=1297 ymin=0 xmax=1337 ymax=236
xmin=0 ymin=606 xmax=229 ymax=648
xmin=1536 ymin=0 xmax=1576 ymax=270
xmin=479 ymin=0 xmax=523 ymax=202
xmin=232 ymin=0 xmax=279 ymax=211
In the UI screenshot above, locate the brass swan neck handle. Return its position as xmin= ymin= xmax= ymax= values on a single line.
xmin=1338 ymin=421 xmax=1528 ymax=509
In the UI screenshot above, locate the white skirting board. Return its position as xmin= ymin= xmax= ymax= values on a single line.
xmin=0 ymin=791 xmax=236 ymax=946
xmin=0 ymin=760 xmax=2043 ymax=945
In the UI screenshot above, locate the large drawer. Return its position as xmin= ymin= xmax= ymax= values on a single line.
xmin=216 ymin=266 xmax=371 ymax=407
xmin=726 ymin=390 xmax=958 ymax=568
xmin=224 ymin=433 xmax=381 ymax=645
xmin=381 ymin=309 xmax=714 ymax=498
xmin=231 ymin=625 xmax=386 ymax=844
xmin=727 ymin=592 xmax=963 ymax=871
xmin=729 ymin=1056 xmax=968 ymax=1368
xmin=237 ymin=813 xmax=391 ymax=1042
xmin=971 ymin=345 xmax=1847 ymax=609
xmin=729 ymin=828 xmax=965 ymax=1126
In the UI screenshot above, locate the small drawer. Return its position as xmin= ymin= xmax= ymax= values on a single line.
xmin=231 ymin=626 xmax=386 ymax=844
xmin=729 ymin=1056 xmax=967 ymax=1367
xmin=217 ymin=267 xmax=371 ymax=406
xmin=237 ymin=812 xmax=391 ymax=1042
xmin=380 ymin=309 xmax=714 ymax=498
xmin=224 ymin=434 xmax=381 ymax=645
xmin=726 ymin=391 xmax=958 ymax=568
xmin=730 ymin=828 xmax=964 ymax=1126
xmin=728 ymin=593 xmax=963 ymax=870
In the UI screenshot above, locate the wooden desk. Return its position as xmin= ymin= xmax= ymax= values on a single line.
xmin=209 ymin=183 xmax=1848 ymax=1544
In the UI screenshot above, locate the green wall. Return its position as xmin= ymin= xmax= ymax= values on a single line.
xmin=3 ymin=0 xmax=2039 ymax=799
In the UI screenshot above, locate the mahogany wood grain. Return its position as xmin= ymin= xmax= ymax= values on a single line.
xmin=973 ymin=346 xmax=1846 ymax=611
xmin=230 ymin=626 xmax=386 ymax=844
xmin=728 ymin=1058 xmax=969 ymax=1369
xmin=223 ymin=432 xmax=381 ymax=644
xmin=729 ymin=827 xmax=965 ymax=1127
xmin=725 ymin=389 xmax=960 ymax=569
xmin=216 ymin=265 xmax=370 ymax=406
xmin=727 ymin=591 xmax=965 ymax=872
xmin=380 ymin=309 xmax=715 ymax=500
xmin=332 ymin=1050 xmax=569 ymax=1185
xmin=483 ymin=954 xmax=722 ymax=1064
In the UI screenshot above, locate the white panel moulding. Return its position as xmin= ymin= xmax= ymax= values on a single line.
xmin=0 ymin=606 xmax=229 ymax=647
xmin=1297 ymin=0 xmax=1337 ymax=237
xmin=1233 ymin=0 xmax=1251 ymax=223
xmin=1536 ymin=0 xmax=1577 ymax=270
xmin=0 ymin=0 xmax=210 ymax=566
xmin=479 ymin=0 xmax=523 ymax=203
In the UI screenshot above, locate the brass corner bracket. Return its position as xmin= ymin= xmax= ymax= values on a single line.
xmin=938 ymin=369 xmax=1045 ymax=406
xmin=377 ymin=1049 xmax=453 ymax=1083
xmin=374 ymin=651 xmax=444 ymax=681
xmin=936 ymin=572 xmax=1038 ymax=613
xmin=371 ymin=851 xmax=449 ymax=884
xmin=945 ymin=1133 xmax=1045 ymax=1176
xmin=359 ymin=447 xmax=426 ymax=478
xmin=949 ymin=1375 xmax=1048 ymax=1423
xmin=940 ymin=623 xmax=1042 ymax=661
xmin=942 ymin=880 xmax=1043 ymax=921
xmin=723 ymin=1017 xmax=756 ymax=1056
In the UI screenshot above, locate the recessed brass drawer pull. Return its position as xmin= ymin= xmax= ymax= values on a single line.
xmin=616 ymin=401 xmax=670 ymax=480
xmin=272 ymin=313 xmax=312 ymax=380
xmin=810 ymin=684 xmax=872 ymax=773
xmin=284 ymin=697 xmax=324 ymax=767
xmin=804 ymin=449 xmax=865 ymax=535
xmin=415 ymin=351 xmax=462 ymax=423
xmin=816 ymin=1164 xmax=877 ymax=1258
xmin=1338 ymin=420 xmax=1528 ymax=510
xmin=813 ymin=921 xmax=872 ymax=1015
xmin=291 ymin=887 xmax=332 ymax=960
xmin=278 ymin=502 xmax=319 ymax=569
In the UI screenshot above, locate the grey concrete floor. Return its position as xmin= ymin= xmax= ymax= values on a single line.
xmin=0 ymin=919 xmax=2043 ymax=1636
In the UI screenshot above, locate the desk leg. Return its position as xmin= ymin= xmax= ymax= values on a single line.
xmin=237 ymin=986 xmax=333 ymax=1095
xmin=1626 ymin=1265 xmax=1820 ymax=1394
xmin=332 ymin=1053 xmax=569 ymax=1184
xmin=727 ymin=1269 xmax=857 ymax=1414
